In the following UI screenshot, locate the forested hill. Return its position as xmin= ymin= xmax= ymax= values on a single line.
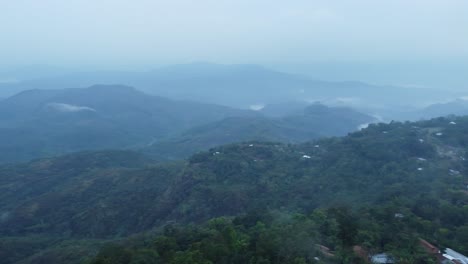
xmin=0 ymin=85 xmax=374 ymax=165
xmin=1 ymin=116 xmax=468 ymax=263
xmin=142 ymin=104 xmax=374 ymax=161
xmin=0 ymin=84 xmax=255 ymax=163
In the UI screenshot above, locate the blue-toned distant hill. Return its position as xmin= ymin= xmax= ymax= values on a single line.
xmin=142 ymin=103 xmax=374 ymax=161
xmin=0 ymin=84 xmax=376 ymax=164
xmin=0 ymin=85 xmax=255 ymax=163
xmin=416 ymin=99 xmax=468 ymax=120
xmin=0 ymin=63 xmax=455 ymax=110
xmin=387 ymin=99 xmax=468 ymax=121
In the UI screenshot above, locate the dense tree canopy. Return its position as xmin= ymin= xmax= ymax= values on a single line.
xmin=1 ymin=116 xmax=467 ymax=263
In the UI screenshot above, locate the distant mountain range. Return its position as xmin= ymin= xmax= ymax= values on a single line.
xmin=0 ymin=85 xmax=376 ymax=164
xmin=1 ymin=64 xmax=467 ymax=264
xmin=0 ymin=63 xmax=457 ymax=111
xmin=143 ymin=104 xmax=374 ymax=161
xmin=383 ymin=98 xmax=468 ymax=121
xmin=0 ymin=85 xmax=254 ymax=163
xmin=415 ymin=99 xmax=468 ymax=120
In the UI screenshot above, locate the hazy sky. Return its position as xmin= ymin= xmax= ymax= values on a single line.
xmin=1 ymin=0 xmax=467 ymax=69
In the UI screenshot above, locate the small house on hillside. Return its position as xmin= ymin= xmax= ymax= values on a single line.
xmin=417 ymin=239 xmax=468 ymax=264
xmin=371 ymin=253 xmax=395 ymax=264
xmin=419 ymin=238 xmax=439 ymax=255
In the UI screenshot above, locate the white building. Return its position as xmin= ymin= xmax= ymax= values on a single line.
xmin=443 ymin=248 xmax=468 ymax=264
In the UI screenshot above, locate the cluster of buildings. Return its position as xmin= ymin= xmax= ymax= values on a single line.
xmin=418 ymin=239 xmax=468 ymax=264
xmin=354 ymin=239 xmax=468 ymax=264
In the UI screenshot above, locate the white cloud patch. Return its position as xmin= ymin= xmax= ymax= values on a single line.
xmin=249 ymin=104 xmax=265 ymax=111
xmin=47 ymin=102 xmax=96 ymax=113
xmin=311 ymin=97 xmax=363 ymax=107
xmin=358 ymin=114 xmax=382 ymax=130
xmin=357 ymin=123 xmax=370 ymax=130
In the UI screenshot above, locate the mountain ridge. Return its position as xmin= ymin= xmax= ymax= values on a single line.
xmin=142 ymin=103 xmax=375 ymax=161
xmin=0 ymin=63 xmax=455 ymax=110
xmin=0 ymin=85 xmax=256 ymax=163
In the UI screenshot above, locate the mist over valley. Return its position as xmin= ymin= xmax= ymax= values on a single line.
xmin=1 ymin=1 xmax=468 ymax=263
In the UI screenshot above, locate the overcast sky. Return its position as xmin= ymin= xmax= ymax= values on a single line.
xmin=1 ymin=0 xmax=467 ymax=69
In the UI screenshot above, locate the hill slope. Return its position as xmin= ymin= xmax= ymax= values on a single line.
xmin=143 ymin=104 xmax=374 ymax=161
xmin=1 ymin=116 xmax=468 ymax=263
xmin=0 ymin=85 xmax=254 ymax=163
xmin=1 ymin=117 xmax=467 ymax=234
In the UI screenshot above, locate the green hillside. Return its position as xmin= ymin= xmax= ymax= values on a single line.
xmin=1 ymin=116 xmax=467 ymax=263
